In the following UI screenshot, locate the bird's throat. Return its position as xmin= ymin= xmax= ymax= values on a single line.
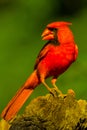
xmin=49 ymin=39 xmax=60 ymax=46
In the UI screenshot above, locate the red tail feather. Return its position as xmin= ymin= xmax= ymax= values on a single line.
xmin=1 ymin=70 xmax=40 ymax=121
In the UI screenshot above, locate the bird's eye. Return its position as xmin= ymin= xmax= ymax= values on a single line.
xmin=48 ymin=27 xmax=54 ymax=31
xmin=47 ymin=27 xmax=56 ymax=31
xmin=47 ymin=27 xmax=53 ymax=31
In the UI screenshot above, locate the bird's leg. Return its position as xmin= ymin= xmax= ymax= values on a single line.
xmin=51 ymin=77 xmax=62 ymax=94
xmin=40 ymin=76 xmax=54 ymax=94
xmin=41 ymin=77 xmax=63 ymax=96
xmin=41 ymin=78 xmax=52 ymax=92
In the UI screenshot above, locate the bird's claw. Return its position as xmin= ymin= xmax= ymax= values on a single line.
xmin=49 ymin=87 xmax=64 ymax=98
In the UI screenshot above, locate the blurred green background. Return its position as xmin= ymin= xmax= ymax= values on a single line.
xmin=0 ymin=0 xmax=87 ymax=114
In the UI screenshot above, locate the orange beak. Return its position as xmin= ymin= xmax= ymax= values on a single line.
xmin=41 ymin=28 xmax=54 ymax=40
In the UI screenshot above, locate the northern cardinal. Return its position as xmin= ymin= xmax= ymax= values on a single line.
xmin=1 ymin=21 xmax=78 ymax=121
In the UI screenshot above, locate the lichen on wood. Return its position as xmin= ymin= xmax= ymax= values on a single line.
xmin=7 ymin=89 xmax=87 ymax=130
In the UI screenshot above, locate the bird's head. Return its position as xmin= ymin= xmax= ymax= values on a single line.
xmin=42 ymin=21 xmax=74 ymax=44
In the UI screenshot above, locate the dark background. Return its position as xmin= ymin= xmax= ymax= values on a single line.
xmin=0 ymin=0 xmax=87 ymax=114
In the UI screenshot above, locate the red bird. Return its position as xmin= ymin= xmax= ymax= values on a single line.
xmin=1 ymin=21 xmax=78 ymax=121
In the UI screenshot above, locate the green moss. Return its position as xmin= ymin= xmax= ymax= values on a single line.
xmin=9 ymin=89 xmax=87 ymax=130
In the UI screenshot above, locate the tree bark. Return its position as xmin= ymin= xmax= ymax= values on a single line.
xmin=9 ymin=89 xmax=87 ymax=130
